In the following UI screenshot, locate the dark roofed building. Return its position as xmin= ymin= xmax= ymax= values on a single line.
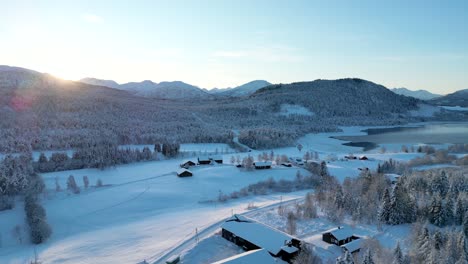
xmin=180 ymin=160 xmax=196 ymax=168
xmin=198 ymin=157 xmax=212 ymax=165
xmin=221 ymin=215 xmax=300 ymax=263
xmin=322 ymin=227 xmax=359 ymax=246
xmin=253 ymin=161 xmax=272 ymax=169
xmin=177 ymin=169 xmax=193 ymax=177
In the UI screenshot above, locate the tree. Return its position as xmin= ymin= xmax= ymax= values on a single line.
xmin=286 ymin=211 xmax=297 ymax=235
xmin=230 ymin=156 xmax=236 ymax=164
xmin=66 ymin=175 xmax=80 ymax=194
xmin=294 ymin=244 xmax=322 ymax=264
xmin=54 ymin=177 xmax=61 ymax=192
xmin=432 ymin=171 xmax=449 ymax=197
xmin=96 ymin=178 xmax=103 ymax=187
xmin=320 ymin=161 xmax=328 ymax=178
xmin=361 ymin=249 xmax=375 ymax=264
xmin=429 ymin=194 xmax=444 ymax=227
xmin=24 ymin=195 xmax=52 ymax=244
xmin=456 ymin=196 xmax=466 ymax=225
xmin=379 ymin=189 xmax=391 ymax=224
xmin=83 ymin=176 xmax=89 ymax=189
xmin=297 ymin=144 xmax=303 ymax=152
xmin=336 ymin=250 xmax=354 ymax=264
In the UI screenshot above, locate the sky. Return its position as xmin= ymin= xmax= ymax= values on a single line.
xmin=0 ymin=0 xmax=467 ymax=94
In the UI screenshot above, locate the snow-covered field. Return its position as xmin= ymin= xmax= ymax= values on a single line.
xmin=0 ymin=123 xmax=462 ymax=264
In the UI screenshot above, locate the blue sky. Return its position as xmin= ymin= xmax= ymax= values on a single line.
xmin=1 ymin=0 xmax=467 ymax=93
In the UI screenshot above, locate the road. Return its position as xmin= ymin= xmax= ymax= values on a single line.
xmin=150 ymin=197 xmax=303 ymax=264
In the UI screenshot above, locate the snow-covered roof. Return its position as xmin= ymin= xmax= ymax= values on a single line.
xmin=198 ymin=157 xmax=211 ymax=161
xmin=222 ymin=215 xmax=298 ymax=255
xmin=211 ymin=249 xmax=277 ymax=264
xmin=324 ymin=227 xmax=354 ymax=241
xmin=341 ymin=238 xmax=362 ymax=253
xmin=177 ymin=168 xmax=192 ymax=175
xmin=211 ymin=155 xmax=223 ymax=160
xmin=280 ymin=245 xmax=299 ymax=254
xmin=253 ymin=161 xmax=272 ymax=167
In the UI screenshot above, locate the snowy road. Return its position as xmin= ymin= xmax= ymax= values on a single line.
xmin=151 ymin=197 xmax=304 ymax=264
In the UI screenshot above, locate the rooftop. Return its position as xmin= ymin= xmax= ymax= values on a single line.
xmin=222 ymin=215 xmax=298 ymax=255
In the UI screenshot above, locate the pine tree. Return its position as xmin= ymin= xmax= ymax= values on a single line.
xmin=392 ymin=242 xmax=403 ymax=264
xmin=418 ymin=227 xmax=431 ymax=262
xmin=379 ymin=188 xmax=391 ymax=224
xmin=361 ymin=249 xmax=375 ymax=264
xmin=444 ymin=197 xmax=455 ymax=226
xmin=456 ymin=197 xmax=466 ymax=225
xmin=83 ymin=176 xmax=89 ymax=189
xmin=429 ymin=194 xmax=445 ymax=227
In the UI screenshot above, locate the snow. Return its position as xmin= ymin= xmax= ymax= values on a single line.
xmin=324 ymin=227 xmax=354 ymax=241
xmin=440 ymin=105 xmax=468 ymax=111
xmin=278 ymin=104 xmax=314 ymax=116
xmin=1 ymin=123 xmax=459 ymax=263
xmin=180 ymin=235 xmax=243 ymax=264
xmin=409 ymin=104 xmax=441 ymax=117
xmin=221 ymin=215 xmax=298 ymax=255
xmin=211 ymin=248 xmax=278 ymax=264
xmin=340 ymin=238 xmax=362 ymax=253
xmin=0 ymin=157 xmax=309 ymax=264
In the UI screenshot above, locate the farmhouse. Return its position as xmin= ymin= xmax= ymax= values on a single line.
xmin=253 ymin=161 xmax=272 ymax=169
xmin=221 ymin=215 xmax=301 ymax=263
xmin=176 ymin=169 xmax=193 ymax=177
xmin=198 ymin=157 xmax=212 ymax=165
xmin=180 ymin=160 xmax=196 ymax=169
xmin=359 ymin=156 xmax=368 ymax=160
xmin=322 ymin=227 xmax=359 ymax=246
xmin=211 ymin=248 xmax=276 ymax=264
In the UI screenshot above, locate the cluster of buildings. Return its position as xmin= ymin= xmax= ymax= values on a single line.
xmin=176 ymin=155 xmax=224 ymax=177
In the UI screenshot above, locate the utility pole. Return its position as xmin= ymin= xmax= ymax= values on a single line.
xmin=195 ymin=228 xmax=199 ymax=244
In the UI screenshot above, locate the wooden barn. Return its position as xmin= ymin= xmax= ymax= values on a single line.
xmin=177 ymin=169 xmax=193 ymax=177
xmin=253 ymin=161 xmax=272 ymax=169
xmin=221 ymin=215 xmax=301 ymax=263
xmin=322 ymin=227 xmax=359 ymax=246
xmin=212 ymin=249 xmax=276 ymax=264
xmin=180 ymin=160 xmax=196 ymax=169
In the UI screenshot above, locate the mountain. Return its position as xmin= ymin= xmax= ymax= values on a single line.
xmin=79 ymin=77 xmax=120 ymax=89
xmin=429 ymin=89 xmax=468 ymax=107
xmin=120 ymin=80 xmax=213 ymax=99
xmin=79 ymin=78 xmax=212 ymax=100
xmin=391 ymin=87 xmax=441 ymax=100
xmin=216 ymin=80 xmax=271 ymax=97
xmin=2 ymin=66 xmax=460 ymax=153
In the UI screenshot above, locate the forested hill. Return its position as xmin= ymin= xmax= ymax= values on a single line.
xmin=429 ymin=89 xmax=468 ymax=107
xmin=250 ymin=78 xmax=420 ymax=117
xmin=0 ymin=67 xmax=450 ymax=152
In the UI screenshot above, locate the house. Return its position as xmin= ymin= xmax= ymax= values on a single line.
xmin=180 ymin=160 xmax=196 ymax=169
xmin=177 ymin=169 xmax=193 ymax=177
xmin=198 ymin=157 xmax=212 ymax=165
xmin=359 ymin=156 xmax=368 ymax=160
xmin=253 ymin=161 xmax=272 ymax=169
xmin=344 ymin=155 xmax=357 ymax=160
xmin=281 ymin=162 xmax=292 ymax=167
xmin=322 ymin=227 xmax=359 ymax=246
xmin=211 ymin=155 xmax=223 ymax=164
xmin=221 ymin=215 xmax=301 ymax=263
xmin=211 ymin=249 xmax=277 ymax=264
xmin=341 ymin=238 xmax=362 ymax=254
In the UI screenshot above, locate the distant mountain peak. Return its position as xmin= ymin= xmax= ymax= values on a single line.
xmin=391 ymin=87 xmax=441 ymax=100
xmin=210 ymin=80 xmax=271 ymax=97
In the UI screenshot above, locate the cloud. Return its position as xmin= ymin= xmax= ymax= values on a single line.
xmin=83 ymin=14 xmax=103 ymax=23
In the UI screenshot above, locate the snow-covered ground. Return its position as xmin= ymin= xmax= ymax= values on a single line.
xmin=440 ymin=105 xmax=468 ymax=111
xmin=0 ymin=123 xmax=462 ymax=264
